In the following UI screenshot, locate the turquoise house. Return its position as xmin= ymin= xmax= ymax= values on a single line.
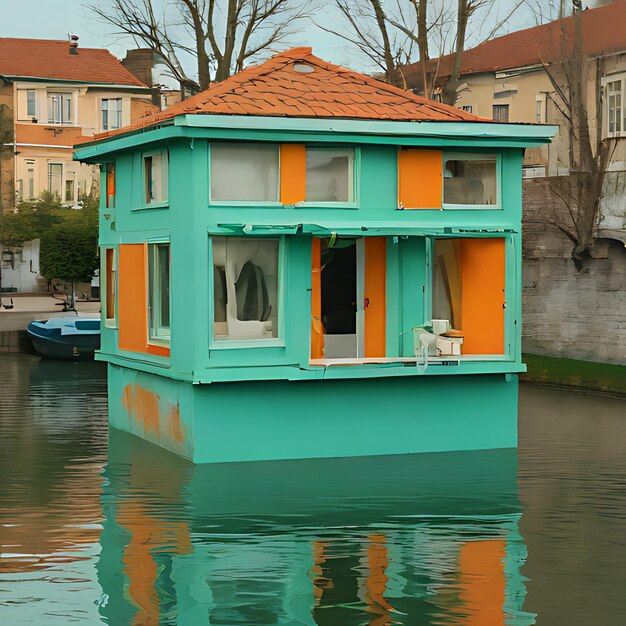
xmin=74 ymin=48 xmax=555 ymax=463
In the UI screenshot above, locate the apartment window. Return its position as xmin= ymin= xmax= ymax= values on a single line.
xmin=492 ymin=104 xmax=509 ymax=122
xmin=65 ymin=171 xmax=75 ymax=203
xmin=212 ymin=237 xmax=280 ymax=342
xmin=210 ymin=143 xmax=279 ymax=202
xmin=605 ymin=77 xmax=624 ymax=137
xmin=443 ymin=154 xmax=498 ymax=207
xmin=461 ymin=105 xmax=473 ymax=113
xmin=148 ymin=243 xmax=171 ymax=341
xmin=305 ymin=147 xmax=355 ymax=203
xmin=106 ymin=163 xmax=115 ymax=208
xmin=47 ymin=163 xmax=63 ymax=198
xmin=104 ymin=248 xmax=116 ymax=324
xmin=26 ymin=90 xmax=36 ymax=117
xmin=101 ymin=98 xmax=122 ymax=131
xmin=47 ymin=92 xmax=72 ymax=124
xmin=144 ymin=151 xmax=168 ymax=204
xmin=26 ymin=162 xmax=35 ymax=200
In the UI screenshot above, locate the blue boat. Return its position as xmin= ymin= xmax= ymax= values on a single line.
xmin=27 ymin=317 xmax=100 ymax=361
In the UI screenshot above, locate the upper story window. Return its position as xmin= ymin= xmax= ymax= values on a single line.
xmin=305 ymin=147 xmax=355 ymax=203
xmin=101 ymin=98 xmax=122 ymax=132
xmin=210 ymin=143 xmax=279 ymax=203
xmin=26 ymin=90 xmax=36 ymax=117
xmin=144 ymin=151 xmax=168 ymax=205
xmin=443 ymin=154 xmax=499 ymax=208
xmin=460 ymin=105 xmax=473 ymax=113
xmin=604 ymin=75 xmax=625 ymax=138
xmin=47 ymin=92 xmax=73 ymax=124
xmin=492 ymin=104 xmax=509 ymax=122
xmin=148 ymin=243 xmax=171 ymax=341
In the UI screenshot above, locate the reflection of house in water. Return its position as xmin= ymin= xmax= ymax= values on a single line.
xmin=98 ymin=431 xmax=536 ymax=625
xmin=75 ymin=47 xmax=555 ymax=463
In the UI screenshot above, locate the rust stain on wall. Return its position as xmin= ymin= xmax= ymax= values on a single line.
xmin=121 ymin=383 xmax=187 ymax=450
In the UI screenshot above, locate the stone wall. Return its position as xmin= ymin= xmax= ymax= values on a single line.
xmin=522 ymin=177 xmax=626 ymax=364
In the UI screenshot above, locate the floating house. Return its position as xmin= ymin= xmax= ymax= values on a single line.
xmin=74 ymin=48 xmax=555 ymax=463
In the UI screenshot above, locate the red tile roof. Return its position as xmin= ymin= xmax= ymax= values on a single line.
xmin=0 ymin=38 xmax=146 ymax=87
xmin=405 ymin=0 xmax=626 ymax=88
xmin=95 ymin=47 xmax=484 ymax=139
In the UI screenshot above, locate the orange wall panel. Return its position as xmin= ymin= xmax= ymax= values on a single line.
xmin=280 ymin=144 xmax=306 ymax=204
xmin=364 ymin=237 xmax=386 ymax=358
xmin=460 ymin=238 xmax=505 ymax=354
xmin=398 ymin=148 xmax=442 ymax=209
xmin=118 ymin=244 xmax=148 ymax=354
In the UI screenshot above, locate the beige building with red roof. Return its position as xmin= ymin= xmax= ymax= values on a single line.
xmin=0 ymin=37 xmax=157 ymax=291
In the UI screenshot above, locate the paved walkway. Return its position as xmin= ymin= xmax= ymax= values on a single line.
xmin=0 ymin=296 xmax=100 ymax=332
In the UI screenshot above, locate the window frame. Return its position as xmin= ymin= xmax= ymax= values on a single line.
xmin=492 ymin=104 xmax=509 ymax=122
xmin=441 ymin=152 xmax=502 ymax=210
xmin=602 ymin=73 xmax=626 ymax=139
xmin=103 ymin=247 xmax=117 ymax=328
xmin=47 ymin=91 xmax=74 ymax=125
xmin=297 ymin=145 xmax=360 ymax=208
xmin=140 ymin=149 xmax=169 ymax=209
xmin=208 ymin=235 xmax=286 ymax=349
xmin=26 ymin=90 xmax=36 ymax=117
xmin=47 ymin=162 xmax=64 ymax=198
xmin=208 ymin=142 xmax=282 ymax=207
xmin=147 ymin=241 xmax=171 ymax=344
xmin=460 ymin=105 xmax=473 ymax=113
xmin=101 ymin=97 xmax=123 ymax=132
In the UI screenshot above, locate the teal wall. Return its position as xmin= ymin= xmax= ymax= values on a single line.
xmin=95 ymin=134 xmax=525 ymax=384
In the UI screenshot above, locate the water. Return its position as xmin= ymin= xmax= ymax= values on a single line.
xmin=0 ymin=355 xmax=625 ymax=625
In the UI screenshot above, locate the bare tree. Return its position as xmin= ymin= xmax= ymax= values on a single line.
xmin=541 ymin=0 xmax=616 ymax=268
xmin=90 ymin=0 xmax=310 ymax=93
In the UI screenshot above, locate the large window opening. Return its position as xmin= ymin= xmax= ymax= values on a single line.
xmin=443 ymin=155 xmax=498 ymax=207
xmin=306 ymin=147 xmax=355 ymax=203
xmin=47 ymin=92 xmax=72 ymax=124
xmin=148 ymin=243 xmax=171 ymax=341
xmin=320 ymin=238 xmax=358 ymax=358
xmin=212 ymin=237 xmax=280 ymax=341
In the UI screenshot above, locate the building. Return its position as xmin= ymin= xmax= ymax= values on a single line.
xmin=404 ymin=0 xmax=626 ymax=241
xmin=0 ymin=37 xmax=156 ymax=291
xmin=75 ymin=47 xmax=554 ymax=463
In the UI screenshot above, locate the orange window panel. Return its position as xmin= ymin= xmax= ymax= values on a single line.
xmin=280 ymin=144 xmax=306 ymax=205
xmin=310 ymin=238 xmax=324 ymax=359
xmin=398 ymin=148 xmax=442 ymax=209
xmin=147 ymin=343 xmax=170 ymax=358
xmin=458 ymin=540 xmax=506 ymax=626
xmin=105 ymin=248 xmax=115 ymax=320
xmin=460 ymin=238 xmax=505 ymax=355
xmin=118 ymin=244 xmax=148 ymax=354
xmin=364 ymin=237 xmax=386 ymax=358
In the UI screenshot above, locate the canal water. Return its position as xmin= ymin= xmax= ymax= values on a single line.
xmin=0 ymin=355 xmax=625 ymax=625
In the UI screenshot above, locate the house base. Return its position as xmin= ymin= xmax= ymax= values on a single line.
xmin=107 ymin=364 xmax=518 ymax=463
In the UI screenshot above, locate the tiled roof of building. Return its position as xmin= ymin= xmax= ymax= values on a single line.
xmin=96 ymin=47 xmax=484 ymax=139
xmin=0 ymin=38 xmax=146 ymax=87
xmin=404 ymin=0 xmax=626 ymax=88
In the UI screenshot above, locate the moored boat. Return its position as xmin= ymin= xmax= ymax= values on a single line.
xmin=27 ymin=317 xmax=100 ymax=361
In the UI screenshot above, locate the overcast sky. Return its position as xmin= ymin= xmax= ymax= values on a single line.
xmin=0 ymin=0 xmax=609 ymax=79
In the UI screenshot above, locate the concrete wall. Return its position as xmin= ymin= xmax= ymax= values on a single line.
xmin=522 ymin=177 xmax=626 ymax=364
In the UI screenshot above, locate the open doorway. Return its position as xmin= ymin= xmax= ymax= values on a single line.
xmin=320 ymin=238 xmax=358 ymax=358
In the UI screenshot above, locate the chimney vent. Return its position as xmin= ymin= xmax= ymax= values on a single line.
xmin=68 ymin=33 xmax=79 ymax=55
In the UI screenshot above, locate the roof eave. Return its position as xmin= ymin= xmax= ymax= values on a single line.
xmin=74 ymin=114 xmax=557 ymax=162
xmin=0 ymin=74 xmax=148 ymax=89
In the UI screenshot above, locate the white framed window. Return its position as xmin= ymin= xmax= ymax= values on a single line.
xmin=47 ymin=162 xmax=63 ymax=198
xmin=460 ymin=105 xmax=473 ymax=113
xmin=26 ymin=90 xmax=36 ymax=117
xmin=443 ymin=153 xmax=500 ymax=209
xmin=603 ymin=74 xmax=625 ymax=138
xmin=26 ymin=161 xmax=35 ymax=200
xmin=65 ymin=171 xmax=76 ymax=204
xmin=211 ymin=236 xmax=281 ymax=343
xmin=492 ymin=104 xmax=509 ymax=122
xmin=143 ymin=150 xmax=168 ymax=205
xmin=148 ymin=242 xmax=171 ymax=341
xmin=210 ymin=143 xmax=280 ymax=203
xmin=101 ymin=98 xmax=122 ymax=131
xmin=47 ymin=92 xmax=73 ymax=124
xmin=305 ymin=147 xmax=355 ymax=203
xmin=103 ymin=248 xmax=117 ymax=327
